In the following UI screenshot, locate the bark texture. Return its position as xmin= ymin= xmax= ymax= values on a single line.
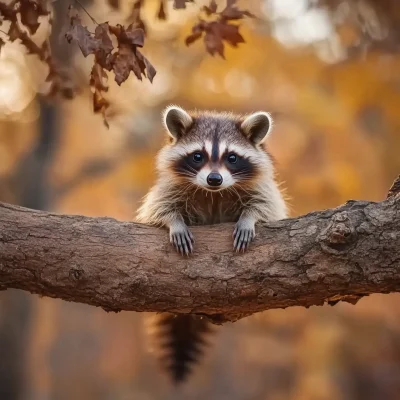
xmin=0 ymin=190 xmax=399 ymax=323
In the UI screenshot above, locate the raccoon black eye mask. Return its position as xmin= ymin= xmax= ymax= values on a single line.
xmin=136 ymin=105 xmax=287 ymax=254
xmin=135 ymin=105 xmax=288 ymax=385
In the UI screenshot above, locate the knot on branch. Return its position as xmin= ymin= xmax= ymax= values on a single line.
xmin=69 ymin=265 xmax=85 ymax=281
xmin=319 ymin=211 xmax=356 ymax=254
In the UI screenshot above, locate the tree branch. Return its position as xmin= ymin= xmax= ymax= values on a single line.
xmin=0 ymin=180 xmax=399 ymax=323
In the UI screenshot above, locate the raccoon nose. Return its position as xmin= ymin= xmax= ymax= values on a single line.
xmin=207 ymin=172 xmax=223 ymax=187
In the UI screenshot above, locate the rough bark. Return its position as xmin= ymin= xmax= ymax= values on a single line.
xmin=0 ymin=184 xmax=399 ymax=323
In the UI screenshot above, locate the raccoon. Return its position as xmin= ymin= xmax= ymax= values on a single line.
xmin=136 ymin=105 xmax=288 ymax=383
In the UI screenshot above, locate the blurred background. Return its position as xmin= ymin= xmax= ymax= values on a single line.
xmin=0 ymin=0 xmax=400 ymax=399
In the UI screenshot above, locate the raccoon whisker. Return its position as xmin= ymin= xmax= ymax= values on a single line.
xmin=231 ymin=173 xmax=254 ymax=181
xmin=137 ymin=106 xmax=288 ymax=385
xmin=176 ymin=171 xmax=196 ymax=179
xmin=232 ymin=170 xmax=253 ymax=177
xmin=233 ymin=184 xmax=253 ymax=198
xmin=183 ymin=163 xmax=198 ymax=174
xmin=226 ymin=186 xmax=244 ymax=207
xmin=193 ymin=185 xmax=203 ymax=197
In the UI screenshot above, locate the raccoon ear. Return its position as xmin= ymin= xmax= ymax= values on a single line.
xmin=241 ymin=112 xmax=273 ymax=145
xmin=163 ymin=106 xmax=193 ymax=140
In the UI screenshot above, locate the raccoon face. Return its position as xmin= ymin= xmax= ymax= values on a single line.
xmin=158 ymin=105 xmax=274 ymax=191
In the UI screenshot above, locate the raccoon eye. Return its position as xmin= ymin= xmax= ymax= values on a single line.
xmin=193 ymin=152 xmax=203 ymax=163
xmin=227 ymin=153 xmax=237 ymax=164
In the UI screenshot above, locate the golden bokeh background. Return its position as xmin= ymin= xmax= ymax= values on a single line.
xmin=0 ymin=0 xmax=399 ymax=399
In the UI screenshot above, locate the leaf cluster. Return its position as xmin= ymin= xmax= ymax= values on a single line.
xmin=65 ymin=6 xmax=156 ymax=127
xmin=185 ymin=0 xmax=254 ymax=58
xmin=0 ymin=0 xmax=254 ymax=126
xmin=0 ymin=0 xmax=75 ymax=99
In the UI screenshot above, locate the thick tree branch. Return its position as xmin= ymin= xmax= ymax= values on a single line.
xmin=0 ymin=183 xmax=399 ymax=323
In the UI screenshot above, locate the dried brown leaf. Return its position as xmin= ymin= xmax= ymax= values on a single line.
xmin=157 ymin=0 xmax=167 ymax=20
xmin=221 ymin=7 xmax=255 ymax=21
xmin=19 ymin=0 xmax=50 ymax=35
xmin=107 ymin=23 xmax=155 ymax=85
xmin=125 ymin=24 xmax=145 ymax=47
xmin=173 ymin=0 xmax=194 ymax=9
xmin=90 ymin=62 xmax=109 ymax=92
xmin=107 ymin=0 xmax=119 ymax=9
xmin=127 ymin=0 xmax=146 ymax=33
xmin=204 ymin=23 xmax=225 ymax=57
xmin=185 ymin=30 xmax=203 ymax=45
xmin=109 ymin=24 xmax=144 ymax=47
xmin=46 ymin=66 xmax=78 ymax=100
xmin=93 ymin=89 xmax=110 ymax=128
xmin=94 ymin=23 xmax=114 ymax=65
xmin=109 ymin=44 xmax=139 ymax=84
xmin=138 ymin=50 xmax=156 ymax=82
xmin=185 ymin=0 xmax=251 ymax=58
xmin=65 ymin=7 xmax=101 ymax=57
xmin=217 ymin=22 xmax=245 ymax=47
xmin=8 ymin=21 xmax=20 ymax=42
xmin=185 ymin=21 xmax=206 ymax=46
xmin=202 ymin=0 xmax=217 ymax=16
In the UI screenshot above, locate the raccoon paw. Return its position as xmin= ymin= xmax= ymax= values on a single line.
xmin=170 ymin=225 xmax=194 ymax=255
xmin=233 ymin=221 xmax=255 ymax=252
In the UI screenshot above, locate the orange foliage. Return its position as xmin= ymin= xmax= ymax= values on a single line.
xmin=0 ymin=1 xmax=399 ymax=399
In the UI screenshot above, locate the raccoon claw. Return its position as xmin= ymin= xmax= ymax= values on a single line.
xmin=233 ymin=224 xmax=255 ymax=253
xmin=170 ymin=227 xmax=194 ymax=255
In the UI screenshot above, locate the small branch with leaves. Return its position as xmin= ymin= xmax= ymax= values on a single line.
xmin=0 ymin=0 xmax=254 ymax=126
xmin=65 ymin=4 xmax=156 ymax=127
xmin=0 ymin=0 xmax=76 ymax=98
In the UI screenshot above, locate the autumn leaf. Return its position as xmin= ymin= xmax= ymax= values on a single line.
xmin=90 ymin=62 xmax=109 ymax=92
xmin=108 ymin=24 xmax=155 ymax=85
xmin=107 ymin=0 xmax=119 ymax=9
xmin=202 ymin=0 xmax=217 ymax=16
xmin=46 ymin=68 xmax=77 ymax=100
xmin=185 ymin=0 xmax=252 ymax=58
xmin=93 ymin=23 xmax=113 ymax=65
xmin=19 ymin=0 xmax=50 ymax=35
xmin=138 ymin=50 xmax=156 ymax=82
xmin=93 ymin=89 xmax=110 ymax=128
xmin=220 ymin=2 xmax=255 ymax=21
xmin=126 ymin=0 xmax=146 ymax=33
xmin=185 ymin=23 xmax=203 ymax=46
xmin=7 ymin=21 xmax=20 ymax=42
xmin=108 ymin=44 xmax=144 ymax=84
xmin=173 ymin=0 xmax=194 ymax=9
xmin=157 ymin=0 xmax=167 ymax=20
xmin=65 ymin=7 xmax=101 ymax=57
xmin=204 ymin=23 xmax=225 ymax=57
xmin=122 ymin=24 xmax=144 ymax=47
xmin=185 ymin=20 xmax=245 ymax=57
xmin=217 ymin=22 xmax=245 ymax=47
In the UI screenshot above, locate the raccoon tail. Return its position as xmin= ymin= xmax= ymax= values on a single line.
xmin=152 ymin=313 xmax=213 ymax=384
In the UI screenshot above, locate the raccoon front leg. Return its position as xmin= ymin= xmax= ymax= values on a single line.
xmin=233 ymin=211 xmax=257 ymax=252
xmin=169 ymin=215 xmax=194 ymax=256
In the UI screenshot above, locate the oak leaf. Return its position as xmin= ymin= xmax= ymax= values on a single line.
xmin=94 ymin=23 xmax=113 ymax=65
xmin=65 ymin=8 xmax=101 ymax=57
xmin=108 ymin=24 xmax=155 ymax=85
xmin=19 ymin=0 xmax=49 ymax=35
xmin=185 ymin=0 xmax=252 ymax=58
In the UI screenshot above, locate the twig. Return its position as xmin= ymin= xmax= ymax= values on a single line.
xmin=74 ymin=0 xmax=98 ymax=25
